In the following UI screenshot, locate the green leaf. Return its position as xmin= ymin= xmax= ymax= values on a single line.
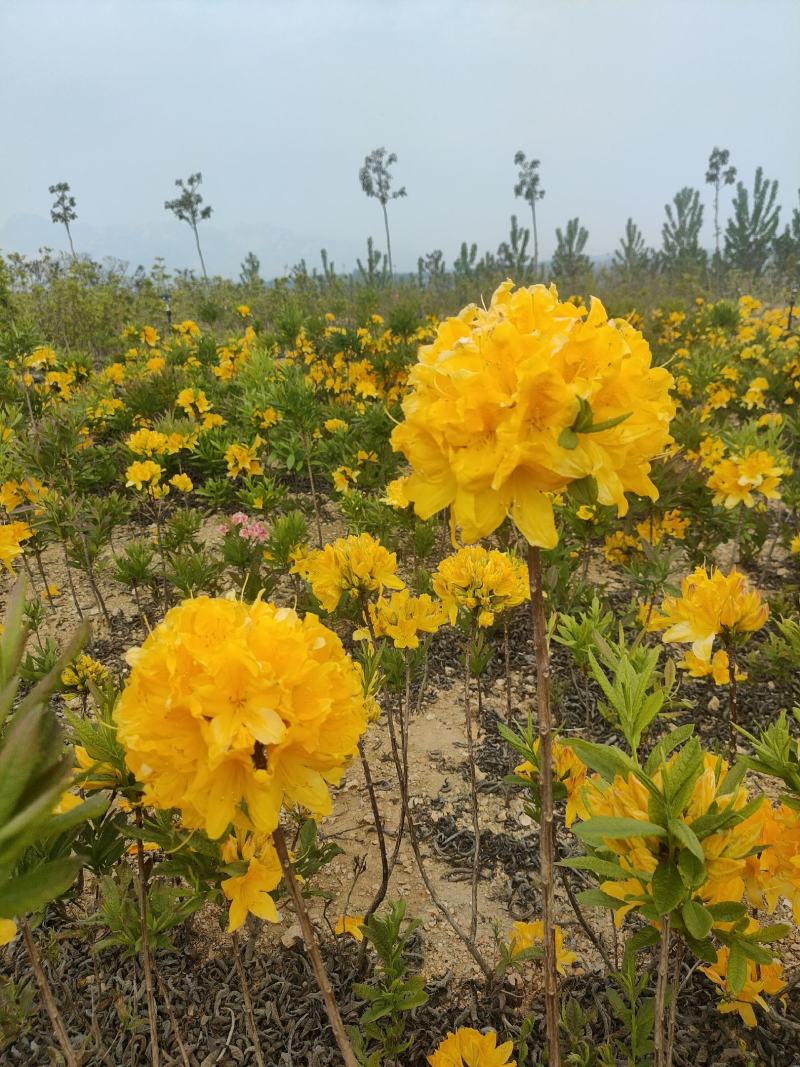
xmin=0 ymin=855 xmax=84 ymax=917
xmin=750 ymin=923 xmax=790 ymax=943
xmin=707 ymin=901 xmax=747 ymax=923
xmin=682 ymin=900 xmax=713 ymax=940
xmin=43 ymin=794 xmax=109 ymax=838
xmin=668 ymin=818 xmax=704 ymax=861
xmin=652 ymin=859 xmax=685 ymax=915
xmin=727 ymin=944 xmax=747 ymax=994
xmin=573 ymin=817 xmax=667 ymax=844
xmin=564 ymin=739 xmax=640 ymax=784
xmin=559 ymin=855 xmax=628 ymax=879
xmin=677 ymin=849 xmax=706 ymax=890
xmin=577 ymin=888 xmax=630 ymax=911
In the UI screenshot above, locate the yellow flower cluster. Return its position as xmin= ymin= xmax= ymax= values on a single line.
xmin=706 ymin=449 xmax=784 ymax=509
xmin=391 ymin=281 xmax=675 ymax=547
xmin=433 ymin=546 xmax=528 ymax=628
xmin=507 ymin=919 xmax=578 ymax=974
xmin=0 ymin=521 xmax=32 ymax=572
xmin=61 ymin=654 xmax=110 ymax=693
xmin=225 ymin=439 xmax=264 ymax=478
xmin=514 ymin=738 xmax=588 ymax=827
xmin=292 ymin=533 xmax=404 ymax=612
xmin=357 ymin=588 xmax=445 ymax=649
xmin=428 ymin=1028 xmax=515 ymax=1067
xmin=701 ymin=942 xmax=786 ymax=1028
xmin=648 ymin=566 xmax=768 ymax=665
xmin=114 ymin=596 xmax=369 ymax=839
xmin=220 ymin=832 xmax=281 ymax=932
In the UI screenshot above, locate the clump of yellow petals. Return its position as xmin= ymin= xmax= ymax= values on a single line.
xmin=391 ymin=281 xmax=675 ymax=548
xmin=225 ymin=439 xmax=264 ymax=478
xmin=706 ymin=449 xmax=784 ymax=509
xmin=0 ymin=521 xmax=32 ymax=572
xmin=428 ymin=1027 xmax=516 ymax=1067
xmin=635 ymin=508 xmax=689 ymax=545
xmin=577 ymin=753 xmax=767 ymax=926
xmin=114 ymin=596 xmax=369 ymax=840
xmin=0 ymin=919 xmax=17 ymax=945
xmin=220 ymin=833 xmax=281 ymax=932
xmin=125 ymin=459 xmax=163 ymax=492
xmin=61 ymin=654 xmax=110 ymax=692
xmin=701 ymin=943 xmax=786 ymax=1028
xmin=507 ymin=920 xmax=578 ymax=974
xmin=334 ymin=914 xmax=365 ymax=942
xmin=647 ymin=566 xmax=768 ymax=664
xmin=357 ymin=588 xmax=445 ymax=649
xmin=432 ymin=546 xmax=528 ymax=628
xmin=292 ymin=533 xmax=404 ymax=613
xmin=514 ymin=738 xmax=587 ymax=827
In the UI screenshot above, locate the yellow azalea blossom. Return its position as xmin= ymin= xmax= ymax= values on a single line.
xmin=700 ymin=947 xmax=785 ymax=1028
xmin=335 ymin=915 xmax=365 ymax=942
xmin=391 ymin=281 xmax=674 ymax=548
xmin=236 ymin=304 xmax=251 ymax=317
xmin=383 ymin=476 xmax=411 ymax=509
xmin=140 ymin=325 xmax=159 ymax=347
xmin=169 ymin=473 xmax=193 ymax=493
xmin=333 ymin=466 xmax=359 ymax=494
xmin=52 ymin=791 xmax=83 ymax=815
xmin=0 ymin=522 xmax=32 ymax=572
xmin=791 ymin=534 xmax=800 ymax=555
xmin=428 ymin=1028 xmax=516 ymax=1067
xmin=507 ymin=920 xmax=578 ymax=974
xmin=293 ymin=533 xmax=404 ymax=612
xmin=0 ymin=919 xmax=17 ymax=945
xmin=74 ymin=746 xmax=119 ymax=790
xmin=61 ymin=654 xmax=110 ymax=692
xmin=220 ymin=833 xmax=281 ymax=931
xmin=647 ymin=566 xmax=768 ymax=662
xmin=636 ymin=508 xmax=689 ymax=545
xmin=114 ymin=596 xmax=368 ymax=839
xmin=127 ymin=428 xmax=169 ymax=456
xmin=514 ymin=738 xmax=588 ymax=827
xmin=357 ymin=588 xmax=445 ymax=649
xmin=602 ymin=531 xmax=640 ymax=566
xmin=706 ymin=449 xmax=784 ymax=509
xmin=756 ymin=804 xmax=800 ymax=923
xmin=0 ymin=481 xmax=23 ymax=512
xmin=225 ymin=439 xmax=264 ymax=478
xmin=125 ymin=460 xmax=163 ymax=491
xmin=678 ymin=649 xmax=746 ymax=685
xmin=324 ymin=418 xmax=348 ymax=433
xmin=433 ymin=546 xmax=528 ymax=628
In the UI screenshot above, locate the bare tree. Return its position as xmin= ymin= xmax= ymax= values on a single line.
xmin=165 ymin=172 xmax=213 ymax=281
xmin=359 ymin=147 xmax=406 ymax=278
xmin=49 ymin=182 xmax=77 ymax=260
xmin=514 ymin=152 xmax=545 ymax=276
xmin=705 ymin=147 xmax=737 ymax=263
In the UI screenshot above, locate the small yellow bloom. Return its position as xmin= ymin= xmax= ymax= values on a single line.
xmin=428 ymin=1028 xmax=515 ymax=1067
xmin=169 ymin=473 xmax=193 ymax=494
xmin=335 ymin=915 xmax=364 ymax=942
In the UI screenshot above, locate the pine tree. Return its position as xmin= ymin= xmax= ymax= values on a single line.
xmin=48 ymin=182 xmax=78 ymax=260
xmin=239 ymin=251 xmax=261 ymax=286
xmin=705 ymin=147 xmax=737 ymax=262
xmin=724 ymin=167 xmax=781 ymax=276
xmin=773 ymin=189 xmax=800 ymax=281
xmin=661 ymin=187 xmax=706 ymax=273
xmin=453 ymin=241 xmax=478 ymax=281
xmin=165 ymin=172 xmax=213 ymax=281
xmin=613 ymin=218 xmax=650 ymax=279
xmin=496 ymin=215 xmax=531 ymax=278
xmin=513 ymin=151 xmax=545 ymax=277
xmin=359 ymin=147 xmax=406 ymax=278
xmin=551 ymin=217 xmax=591 ymax=291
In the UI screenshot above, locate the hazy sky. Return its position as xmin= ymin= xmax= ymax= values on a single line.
xmin=1 ymin=0 xmax=798 ymax=277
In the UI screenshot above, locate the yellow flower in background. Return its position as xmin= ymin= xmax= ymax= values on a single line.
xmin=225 ymin=439 xmax=264 ymax=478
xmin=507 ymin=920 xmax=578 ymax=974
xmin=433 ymin=546 xmax=528 ymax=627
xmin=602 ymin=531 xmax=640 ymax=566
xmin=293 ymin=533 xmax=404 ymax=612
xmin=428 ymin=1028 xmax=516 ymax=1067
xmin=61 ymin=654 xmax=110 ymax=693
xmin=636 ymin=508 xmax=689 ymax=545
xmin=0 ymin=522 xmax=32 ymax=572
xmin=791 ymin=534 xmax=800 ymax=555
xmin=647 ymin=566 xmax=768 ymax=662
xmin=383 ymin=476 xmax=411 ymax=509
xmin=169 ymin=473 xmax=193 ymax=493
xmin=514 ymin=738 xmax=588 ymax=826
xmin=114 ymin=596 xmax=368 ymax=840
xmin=127 ymin=428 xmax=169 ymax=456
xmin=220 ymin=833 xmax=281 ymax=931
xmin=678 ymin=648 xmax=745 ymax=685
xmin=358 ymin=588 xmax=445 ymax=649
xmin=0 ymin=919 xmax=17 ymax=945
xmin=0 ymin=481 xmax=24 ymax=512
xmin=125 ymin=460 xmax=163 ymax=491
xmin=701 ymin=945 xmax=785 ymax=1028
xmin=236 ymin=304 xmax=251 ymax=317
xmin=324 ymin=418 xmax=348 ymax=433
xmin=706 ymin=449 xmax=784 ymax=509
xmin=332 ymin=466 xmax=359 ymax=494
xmin=140 ymin=325 xmax=159 ymax=347
xmin=335 ymin=915 xmax=365 ymax=942
xmin=391 ymin=281 xmax=674 ymax=548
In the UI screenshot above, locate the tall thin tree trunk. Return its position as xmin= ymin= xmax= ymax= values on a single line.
xmin=382 ymin=201 xmax=393 ymax=278
xmin=193 ymin=224 xmax=209 ymax=282
xmin=65 ymin=224 xmax=76 ymax=262
xmin=531 ymin=202 xmax=539 ymax=278
xmin=21 ymin=920 xmax=78 ymax=1067
xmin=527 ymin=545 xmax=561 ymax=1067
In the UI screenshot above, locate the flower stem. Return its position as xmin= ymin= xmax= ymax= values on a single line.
xmin=665 ymin=936 xmax=684 ymax=1067
xmin=21 ymin=919 xmax=78 ymax=1067
xmin=135 ymin=808 xmax=161 ymax=1067
xmin=232 ymin=931 xmax=266 ymax=1067
xmin=464 ymin=621 xmax=481 ymax=942
xmin=273 ymin=825 xmax=359 ymax=1067
xmin=527 ymin=544 xmax=562 ymax=1067
xmin=727 ymin=645 xmax=739 ymax=762
xmin=654 ymin=916 xmax=671 ymax=1067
